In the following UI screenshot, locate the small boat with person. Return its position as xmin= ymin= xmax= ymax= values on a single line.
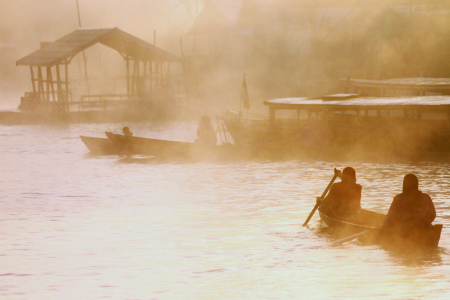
xmin=319 ymin=206 xmax=442 ymax=250
xmin=105 ymin=131 xmax=239 ymax=161
xmin=304 ymin=169 xmax=443 ymax=251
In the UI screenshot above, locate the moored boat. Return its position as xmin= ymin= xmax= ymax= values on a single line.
xmin=105 ymin=132 xmax=240 ymax=161
xmin=319 ymin=206 xmax=443 ymax=250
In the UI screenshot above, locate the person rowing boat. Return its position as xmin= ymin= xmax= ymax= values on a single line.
xmin=329 ymin=172 xmax=442 ymax=250
xmin=319 ymin=167 xmax=362 ymax=222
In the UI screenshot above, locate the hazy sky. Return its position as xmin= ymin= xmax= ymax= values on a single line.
xmin=0 ymin=0 xmax=269 ymax=106
xmin=1 ymin=0 xmax=448 ymax=108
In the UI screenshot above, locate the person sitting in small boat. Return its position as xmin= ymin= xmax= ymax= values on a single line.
xmin=381 ymin=174 xmax=436 ymax=236
xmin=320 ymin=167 xmax=362 ymax=219
xmin=123 ymin=127 xmax=133 ymax=136
xmin=195 ymin=116 xmax=217 ymax=147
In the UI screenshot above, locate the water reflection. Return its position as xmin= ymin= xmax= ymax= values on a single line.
xmin=387 ymin=248 xmax=444 ymax=267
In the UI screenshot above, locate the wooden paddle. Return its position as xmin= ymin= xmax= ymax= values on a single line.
xmin=333 ymin=228 xmax=379 ymax=246
xmin=302 ymin=168 xmax=341 ymax=227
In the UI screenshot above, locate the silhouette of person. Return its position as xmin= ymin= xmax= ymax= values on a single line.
xmin=321 ymin=167 xmax=362 ymax=219
xmin=195 ymin=116 xmax=217 ymax=146
xmin=123 ymin=126 xmax=133 ymax=136
xmin=382 ymin=174 xmax=436 ymax=234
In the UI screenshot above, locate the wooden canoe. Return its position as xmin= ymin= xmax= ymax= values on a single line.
xmin=80 ymin=135 xmax=117 ymax=155
xmin=319 ymin=207 xmax=385 ymax=235
xmin=319 ymin=206 xmax=443 ymax=250
xmin=105 ymin=132 xmax=239 ymax=161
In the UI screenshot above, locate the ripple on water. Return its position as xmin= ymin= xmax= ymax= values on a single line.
xmin=0 ymin=123 xmax=449 ymax=299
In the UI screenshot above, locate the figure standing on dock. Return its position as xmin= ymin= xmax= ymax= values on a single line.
xmin=196 ymin=116 xmax=217 ymax=146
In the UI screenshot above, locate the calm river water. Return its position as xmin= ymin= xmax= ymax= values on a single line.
xmin=1 ymin=120 xmax=450 ymax=299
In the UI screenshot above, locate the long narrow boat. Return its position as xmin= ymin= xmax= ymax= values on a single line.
xmin=105 ymin=132 xmax=240 ymax=161
xmin=80 ymin=135 xmax=118 ymax=155
xmin=319 ymin=206 xmax=443 ymax=250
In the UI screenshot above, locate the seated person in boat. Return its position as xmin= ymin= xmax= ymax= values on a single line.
xmin=195 ymin=116 xmax=217 ymax=146
xmin=381 ymin=174 xmax=436 ymax=236
xmin=122 ymin=127 xmax=133 ymax=136
xmin=320 ymin=167 xmax=362 ymax=219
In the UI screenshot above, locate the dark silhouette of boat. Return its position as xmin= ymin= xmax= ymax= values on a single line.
xmin=104 ymin=132 xmax=240 ymax=161
xmin=319 ymin=207 xmax=442 ymax=250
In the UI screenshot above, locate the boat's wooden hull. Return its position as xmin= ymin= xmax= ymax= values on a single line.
xmin=80 ymin=135 xmax=117 ymax=155
xmin=358 ymin=225 xmax=443 ymax=250
xmin=319 ymin=207 xmax=442 ymax=250
xmin=105 ymin=132 xmax=239 ymax=161
xmin=319 ymin=208 xmax=385 ymax=233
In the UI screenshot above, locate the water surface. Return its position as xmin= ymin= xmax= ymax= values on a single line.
xmin=1 ymin=121 xmax=449 ymax=299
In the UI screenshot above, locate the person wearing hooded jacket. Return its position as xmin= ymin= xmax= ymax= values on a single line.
xmin=321 ymin=167 xmax=362 ymax=219
xmin=382 ymin=173 xmax=436 ymax=234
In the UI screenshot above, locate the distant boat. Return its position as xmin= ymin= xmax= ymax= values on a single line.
xmin=105 ymin=132 xmax=240 ymax=161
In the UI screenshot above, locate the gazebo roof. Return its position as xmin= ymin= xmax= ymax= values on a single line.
xmin=16 ymin=27 xmax=180 ymax=67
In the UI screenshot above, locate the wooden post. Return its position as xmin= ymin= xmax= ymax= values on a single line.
xmin=30 ymin=66 xmax=36 ymax=94
xmin=126 ymin=56 xmax=130 ymax=96
xmin=46 ymin=67 xmax=51 ymax=102
xmin=143 ymin=60 xmax=147 ymax=93
xmin=56 ymin=64 xmax=66 ymax=111
xmin=37 ymin=67 xmax=44 ymax=102
xmin=132 ymin=59 xmax=138 ymax=95
xmin=65 ymin=60 xmax=69 ymax=103
xmin=48 ymin=66 xmax=56 ymax=103
xmin=156 ymin=62 xmax=160 ymax=95
xmin=149 ymin=61 xmax=153 ymax=96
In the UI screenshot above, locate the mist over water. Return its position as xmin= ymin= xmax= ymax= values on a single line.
xmin=1 ymin=122 xmax=450 ymax=299
xmin=1 ymin=1 xmax=449 ymax=111
xmin=1 ymin=1 xmax=450 ymax=299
